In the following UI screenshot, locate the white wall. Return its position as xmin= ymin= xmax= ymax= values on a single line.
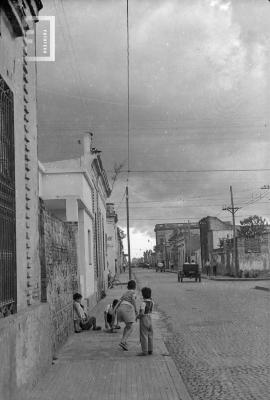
xmin=106 ymin=219 xmax=117 ymax=276
xmin=41 ymin=173 xmax=82 ymax=199
xmin=82 ymin=210 xmax=95 ymax=298
xmin=76 ymin=209 xmax=95 ymax=300
xmin=212 ymin=230 xmax=233 ymax=249
xmin=82 ymin=177 xmax=94 ymax=213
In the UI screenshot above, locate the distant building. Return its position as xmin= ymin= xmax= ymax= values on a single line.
xmin=154 ymin=223 xmax=200 ymax=268
xmin=106 ymin=203 xmax=118 ymax=276
xmin=106 ymin=203 xmax=125 ymax=276
xmin=199 ymin=216 xmax=233 ymax=270
xmin=39 ymin=133 xmax=111 ymax=307
xmin=168 ymin=229 xmax=185 ymax=270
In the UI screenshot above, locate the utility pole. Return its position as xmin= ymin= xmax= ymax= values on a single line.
xmin=126 ymin=186 xmax=131 ymax=280
xmin=223 ymin=186 xmax=240 ymax=276
xmin=188 ymin=220 xmax=191 ymax=262
xmin=126 ymin=0 xmax=131 ymax=281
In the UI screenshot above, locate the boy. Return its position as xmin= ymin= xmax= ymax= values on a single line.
xmin=137 ymin=287 xmax=154 ymax=356
xmin=117 ymin=279 xmax=138 ymax=351
xmin=73 ymin=293 xmax=101 ymax=332
xmin=104 ymin=299 xmax=119 ymax=332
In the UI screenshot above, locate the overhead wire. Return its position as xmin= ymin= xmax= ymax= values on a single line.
xmin=46 ymin=1 xmax=269 ymax=236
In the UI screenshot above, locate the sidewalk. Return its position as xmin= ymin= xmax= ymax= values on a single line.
xmin=25 ymin=272 xmax=191 ymax=400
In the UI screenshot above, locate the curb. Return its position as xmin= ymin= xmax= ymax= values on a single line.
xmin=205 ymin=276 xmax=270 ymax=282
xmin=254 ymin=286 xmax=270 ymax=292
xmin=155 ymin=269 xmax=270 ymax=282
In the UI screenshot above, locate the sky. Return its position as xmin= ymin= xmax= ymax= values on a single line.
xmin=37 ymin=0 xmax=270 ymax=257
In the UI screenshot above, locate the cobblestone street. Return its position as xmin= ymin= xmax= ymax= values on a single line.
xmin=136 ymin=269 xmax=270 ymax=400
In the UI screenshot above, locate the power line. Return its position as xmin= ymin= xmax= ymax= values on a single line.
xmin=118 ymin=213 xmax=270 ymax=222
xmin=112 ymin=187 xmax=269 ymax=205
xmin=116 ymin=201 xmax=270 ymax=209
xmin=112 ymin=168 xmax=270 ymax=173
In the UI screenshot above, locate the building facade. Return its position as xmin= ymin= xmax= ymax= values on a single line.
xmin=155 ymin=222 xmax=200 ymax=268
xmin=106 ymin=203 xmax=125 ymax=276
xmin=199 ymin=216 xmax=233 ymax=271
xmin=0 ymin=2 xmax=60 ymax=399
xmin=39 ymin=133 xmax=111 ymax=308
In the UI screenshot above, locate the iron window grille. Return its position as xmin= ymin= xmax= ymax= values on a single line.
xmin=0 ymin=74 xmax=16 ymax=318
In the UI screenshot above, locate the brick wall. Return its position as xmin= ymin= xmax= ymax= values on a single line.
xmin=39 ymin=200 xmax=79 ymax=354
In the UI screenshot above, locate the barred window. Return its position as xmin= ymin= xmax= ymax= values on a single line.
xmin=0 ymin=74 xmax=16 ymax=318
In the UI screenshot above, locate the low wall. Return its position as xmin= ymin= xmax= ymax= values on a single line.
xmin=0 ymin=303 xmax=52 ymax=400
xmin=213 ymin=236 xmax=270 ymax=276
xmin=238 ymin=237 xmax=270 ymax=272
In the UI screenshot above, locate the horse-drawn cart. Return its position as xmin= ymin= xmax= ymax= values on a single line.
xmin=178 ymin=262 xmax=201 ymax=282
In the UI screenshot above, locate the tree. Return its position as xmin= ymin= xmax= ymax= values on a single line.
xmin=239 ymin=215 xmax=268 ymax=238
xmin=110 ymin=161 xmax=126 ymax=191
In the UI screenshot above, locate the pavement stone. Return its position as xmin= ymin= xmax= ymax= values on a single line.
xmin=25 ymin=272 xmax=191 ymax=400
xmin=137 ymin=270 xmax=270 ymax=400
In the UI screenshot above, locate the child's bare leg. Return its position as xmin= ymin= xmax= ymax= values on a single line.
xmin=121 ymin=322 xmax=133 ymax=344
xmin=74 ymin=320 xmax=82 ymax=332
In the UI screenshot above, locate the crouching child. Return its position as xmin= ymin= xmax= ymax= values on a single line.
xmin=104 ymin=299 xmax=120 ymax=332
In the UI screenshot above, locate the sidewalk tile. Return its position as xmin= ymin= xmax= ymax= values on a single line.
xmin=25 ymin=272 xmax=191 ymax=400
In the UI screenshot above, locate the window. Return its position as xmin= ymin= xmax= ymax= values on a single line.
xmin=0 ymin=74 xmax=16 ymax=318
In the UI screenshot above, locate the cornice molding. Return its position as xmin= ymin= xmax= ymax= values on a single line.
xmin=2 ymin=1 xmax=43 ymax=37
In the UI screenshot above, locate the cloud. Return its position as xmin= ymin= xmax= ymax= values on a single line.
xmin=38 ymin=0 xmax=270 ymax=257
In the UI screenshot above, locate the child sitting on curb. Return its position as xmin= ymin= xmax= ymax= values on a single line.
xmin=73 ymin=293 xmax=101 ymax=332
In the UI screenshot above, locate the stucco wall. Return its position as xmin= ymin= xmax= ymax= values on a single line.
xmin=213 ymin=236 xmax=270 ymax=276
xmin=41 ymin=173 xmax=82 ymax=199
xmin=106 ymin=219 xmax=117 ymax=276
xmin=78 ymin=209 xmax=95 ymax=300
xmin=0 ymin=303 xmax=52 ymax=400
xmin=212 ymin=230 xmax=233 ymax=249
xmin=238 ymin=237 xmax=270 ymax=272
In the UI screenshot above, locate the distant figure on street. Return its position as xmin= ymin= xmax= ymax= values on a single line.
xmin=73 ymin=293 xmax=101 ymax=332
xmin=212 ymin=259 xmax=217 ymax=277
xmin=108 ymin=270 xmax=113 ymax=287
xmin=136 ymin=287 xmax=154 ymax=356
xmin=115 ymin=280 xmax=138 ymax=351
xmin=162 ymin=260 xmax=165 ymax=272
xmin=123 ymin=264 xmax=126 ymax=273
xmin=205 ymin=259 xmax=210 ymax=276
xmin=104 ymin=299 xmax=120 ymax=333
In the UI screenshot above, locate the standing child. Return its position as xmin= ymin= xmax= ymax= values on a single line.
xmin=137 ymin=287 xmax=154 ymax=356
